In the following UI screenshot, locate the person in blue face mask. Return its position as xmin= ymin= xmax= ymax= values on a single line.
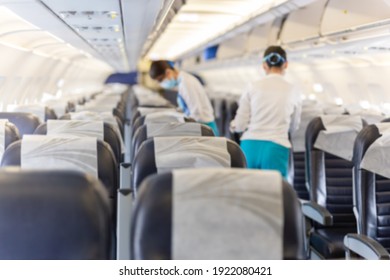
xmin=149 ymin=60 xmax=219 ymax=136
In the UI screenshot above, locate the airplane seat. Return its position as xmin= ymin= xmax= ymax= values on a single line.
xmin=34 ymin=121 xmax=122 ymax=164
xmin=224 ymin=99 xmax=241 ymax=144
xmin=304 ymin=116 xmax=366 ymax=259
xmin=0 ymin=169 xmax=111 ymax=260
xmin=2 ymin=121 xmax=20 ymax=147
xmin=1 ymin=137 xmax=118 ymax=201
xmin=59 ymin=114 xmax=71 ymax=120
xmin=66 ymin=101 xmax=76 ymax=113
xmin=61 ymin=112 xmax=124 ymax=142
xmin=214 ymin=98 xmax=226 ymax=137
xmin=289 ymin=107 xmax=323 ymax=200
xmin=131 ymin=168 xmax=305 ymax=260
xmin=0 ymin=113 xmax=41 ymax=136
xmin=45 ymin=107 xmax=58 ymax=121
xmin=132 ymin=136 xmax=247 ymax=193
xmin=131 ymin=113 xmax=195 ymax=142
xmin=130 ymin=107 xmax=176 ymax=128
xmin=131 ymin=123 xmax=214 ymax=162
xmin=289 ymin=151 xmax=309 ymax=200
xmin=343 ymin=124 xmax=390 ymax=259
xmin=128 ymin=93 xmax=138 ymax=109
xmin=0 ymin=121 xmax=21 ymax=163
xmin=113 ymin=107 xmax=125 ymax=125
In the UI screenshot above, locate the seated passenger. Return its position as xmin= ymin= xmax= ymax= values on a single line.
xmin=149 ymin=60 xmax=219 ymax=136
xmin=231 ymin=46 xmax=302 ymax=178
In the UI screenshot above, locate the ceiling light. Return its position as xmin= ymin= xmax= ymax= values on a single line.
xmin=334 ymin=98 xmax=343 ymax=106
xmin=308 ymin=94 xmax=316 ymax=100
xmin=313 ymin=83 xmax=324 ymax=93
xmin=359 ymin=100 xmax=371 ymax=110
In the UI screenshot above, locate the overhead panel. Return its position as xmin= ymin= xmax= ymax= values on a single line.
xmin=0 ymin=0 xmax=112 ymax=72
xmin=321 ymin=0 xmax=390 ymax=35
xmin=40 ymin=0 xmax=128 ymax=71
xmin=216 ymin=33 xmax=248 ymax=59
xmin=246 ymin=21 xmax=274 ymax=54
xmin=0 ymin=6 xmax=81 ymax=61
xmin=280 ymin=0 xmax=327 ymax=44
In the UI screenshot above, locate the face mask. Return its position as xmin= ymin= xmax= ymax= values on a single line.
xmin=160 ymin=78 xmax=178 ymax=89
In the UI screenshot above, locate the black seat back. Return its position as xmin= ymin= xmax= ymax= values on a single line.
xmin=0 ymin=170 xmax=111 ymax=259
xmin=131 ymin=114 xmax=195 ymax=141
xmin=306 ymin=117 xmax=361 ymax=228
xmin=213 ymin=98 xmax=226 ymax=137
xmin=61 ymin=112 xmax=124 ymax=139
xmin=353 ymin=125 xmax=390 ymax=251
xmin=132 ymin=123 xmax=214 ymax=162
xmin=132 ymin=137 xmax=246 ymax=191
xmin=3 ymin=122 xmax=20 ymax=146
xmin=0 ymin=113 xmax=40 ymax=136
xmin=45 ymin=107 xmax=58 ymax=121
xmin=224 ymin=99 xmax=241 ymax=144
xmin=1 ymin=139 xmax=118 ymax=199
xmin=131 ymin=169 xmax=305 ymax=259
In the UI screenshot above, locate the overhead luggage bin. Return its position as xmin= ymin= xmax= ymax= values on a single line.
xmin=216 ymin=33 xmax=248 ymax=60
xmin=321 ymin=0 xmax=390 ymax=37
xmin=246 ymin=21 xmax=275 ymax=54
xmin=280 ymin=0 xmax=327 ymax=45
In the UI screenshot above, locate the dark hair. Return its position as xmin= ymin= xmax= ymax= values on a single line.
xmin=263 ymin=46 xmax=287 ymax=68
xmin=149 ymin=60 xmax=174 ymax=79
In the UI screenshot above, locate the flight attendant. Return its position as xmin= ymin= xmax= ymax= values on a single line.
xmin=149 ymin=60 xmax=219 ymax=136
xmin=231 ymin=46 xmax=301 ymax=178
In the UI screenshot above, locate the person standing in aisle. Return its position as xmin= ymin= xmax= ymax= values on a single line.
xmin=230 ymin=46 xmax=301 ymax=178
xmin=149 ymin=60 xmax=219 ymax=136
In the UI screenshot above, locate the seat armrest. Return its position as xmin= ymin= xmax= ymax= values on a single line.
xmin=299 ymin=198 xmax=309 ymax=205
xmin=344 ymin=234 xmax=390 ymax=260
xmin=120 ymin=163 xmax=132 ymax=190
xmin=302 ymin=201 xmax=333 ymax=226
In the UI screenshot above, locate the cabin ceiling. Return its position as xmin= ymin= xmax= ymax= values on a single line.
xmin=0 ymin=0 xmax=164 ymax=72
xmin=147 ymin=0 xmax=287 ymax=60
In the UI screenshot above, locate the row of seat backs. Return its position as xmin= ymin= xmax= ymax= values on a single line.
xmin=304 ymin=116 xmax=366 ymax=258
xmin=0 ymin=169 xmax=111 ymax=259
xmin=353 ymin=125 xmax=390 ymax=252
xmin=0 ymin=113 xmax=121 ymax=196
xmin=289 ymin=112 xmax=389 ymax=200
xmin=130 ymin=87 xmax=307 ymax=259
xmin=0 ymin=92 xmax=128 ymax=259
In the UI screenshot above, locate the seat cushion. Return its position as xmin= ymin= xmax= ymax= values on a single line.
xmin=310 ymin=227 xmax=356 ymax=259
